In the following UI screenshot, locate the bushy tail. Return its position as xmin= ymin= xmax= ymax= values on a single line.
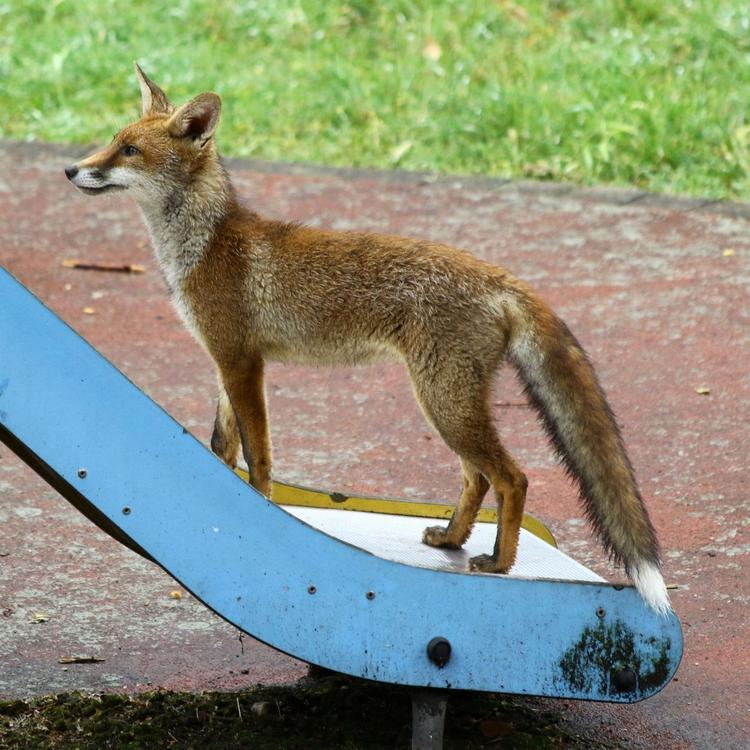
xmin=509 ymin=296 xmax=671 ymax=614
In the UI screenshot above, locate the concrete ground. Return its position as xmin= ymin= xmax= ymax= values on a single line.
xmin=0 ymin=140 xmax=748 ymax=749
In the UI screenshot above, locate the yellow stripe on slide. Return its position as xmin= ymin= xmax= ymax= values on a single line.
xmin=234 ymin=469 xmax=557 ymax=548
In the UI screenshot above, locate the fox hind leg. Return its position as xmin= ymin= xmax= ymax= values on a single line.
xmin=423 ymin=459 xmax=489 ymax=548
xmin=412 ymin=362 xmax=527 ymax=573
xmin=467 ymin=446 xmax=527 ymax=574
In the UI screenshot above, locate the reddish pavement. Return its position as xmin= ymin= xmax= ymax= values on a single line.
xmin=0 ymin=141 xmax=748 ymax=749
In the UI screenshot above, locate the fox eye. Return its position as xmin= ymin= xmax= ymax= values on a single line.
xmin=121 ymin=144 xmax=140 ymax=157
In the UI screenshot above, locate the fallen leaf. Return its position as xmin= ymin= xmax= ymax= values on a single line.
xmin=422 ymin=39 xmax=442 ymax=61
xmin=695 ymin=386 xmax=710 ymax=395
xmin=390 ymin=140 xmax=413 ymax=163
xmin=30 ymin=612 xmax=50 ymax=623
xmin=250 ymin=701 xmax=277 ymax=721
xmin=500 ymin=1 xmax=530 ymax=23
xmin=170 ymin=590 xmax=183 ymax=600
xmin=722 ymin=248 xmax=735 ymax=257
xmin=58 ymin=655 xmax=106 ymax=664
xmin=480 ymin=718 xmax=514 ymax=739
xmin=523 ymin=159 xmax=555 ymax=178
xmin=82 ymin=307 xmax=96 ymax=315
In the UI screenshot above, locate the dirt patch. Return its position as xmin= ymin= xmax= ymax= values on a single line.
xmin=1 ymin=672 xmax=623 ymax=749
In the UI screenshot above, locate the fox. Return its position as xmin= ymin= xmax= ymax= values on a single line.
xmin=65 ymin=65 xmax=671 ymax=614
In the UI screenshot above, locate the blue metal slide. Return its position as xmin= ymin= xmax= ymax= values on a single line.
xmin=0 ymin=266 xmax=682 ymax=701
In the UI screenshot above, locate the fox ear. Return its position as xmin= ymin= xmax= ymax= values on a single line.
xmin=134 ymin=62 xmax=173 ymax=116
xmin=166 ymin=93 xmax=221 ymax=145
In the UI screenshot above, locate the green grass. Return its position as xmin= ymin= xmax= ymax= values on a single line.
xmin=1 ymin=0 xmax=750 ymax=198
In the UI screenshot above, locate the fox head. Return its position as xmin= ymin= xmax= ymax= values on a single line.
xmin=65 ymin=64 xmax=222 ymax=203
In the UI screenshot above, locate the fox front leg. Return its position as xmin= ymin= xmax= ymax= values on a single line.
xmin=218 ymin=357 xmax=273 ymax=498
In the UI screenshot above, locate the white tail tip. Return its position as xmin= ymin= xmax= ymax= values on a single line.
xmin=631 ymin=561 xmax=672 ymax=615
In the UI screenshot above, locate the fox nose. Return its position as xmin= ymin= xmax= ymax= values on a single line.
xmin=64 ymin=164 xmax=79 ymax=180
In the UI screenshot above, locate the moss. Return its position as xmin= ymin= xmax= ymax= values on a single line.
xmin=558 ymin=619 xmax=673 ymax=698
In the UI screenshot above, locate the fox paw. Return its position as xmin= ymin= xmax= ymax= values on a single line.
xmin=422 ymin=525 xmax=461 ymax=549
xmin=468 ymin=554 xmax=508 ymax=574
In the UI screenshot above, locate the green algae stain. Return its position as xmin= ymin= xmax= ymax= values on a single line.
xmin=558 ymin=619 xmax=672 ymax=698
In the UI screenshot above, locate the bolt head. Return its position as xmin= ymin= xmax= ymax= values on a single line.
xmin=427 ymin=637 xmax=452 ymax=668
xmin=612 ymin=668 xmax=637 ymax=693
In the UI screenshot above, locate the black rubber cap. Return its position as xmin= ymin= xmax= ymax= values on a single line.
xmin=612 ymin=668 xmax=637 ymax=693
xmin=426 ymin=637 xmax=452 ymax=668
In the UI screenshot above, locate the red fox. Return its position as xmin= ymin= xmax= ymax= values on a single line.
xmin=65 ymin=65 xmax=670 ymax=614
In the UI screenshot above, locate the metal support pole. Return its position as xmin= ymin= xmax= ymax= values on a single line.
xmin=411 ymin=690 xmax=447 ymax=750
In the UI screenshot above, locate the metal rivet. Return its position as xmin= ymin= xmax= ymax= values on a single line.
xmin=596 ymin=607 xmax=606 ymax=619
xmin=122 ymin=506 xmax=132 ymax=516
xmin=77 ymin=468 xmax=87 ymax=479
xmin=366 ymin=591 xmax=376 ymax=600
xmin=307 ymin=585 xmax=317 ymax=595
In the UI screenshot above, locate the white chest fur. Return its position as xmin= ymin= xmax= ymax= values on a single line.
xmin=139 ymin=205 xmax=213 ymax=348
